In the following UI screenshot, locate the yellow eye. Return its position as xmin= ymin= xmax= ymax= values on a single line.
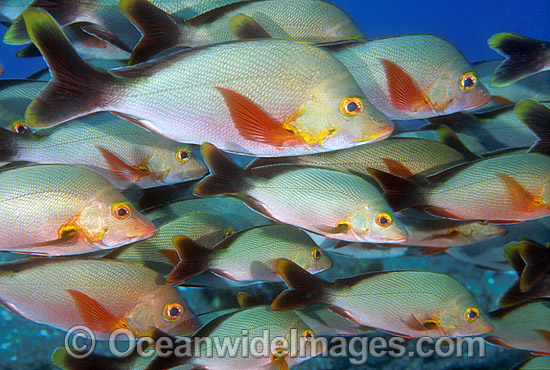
xmin=464 ymin=307 xmax=480 ymax=322
xmin=459 ymin=72 xmax=477 ymax=91
xmin=340 ymin=97 xmax=363 ymax=117
xmin=175 ymin=146 xmax=191 ymax=163
xmin=163 ymin=303 xmax=183 ymax=322
xmin=112 ymin=203 xmax=131 ymax=220
xmin=302 ymin=329 xmax=315 ymax=343
xmin=223 ymin=227 xmax=235 ymax=238
xmin=11 ymin=120 xmax=28 ymax=134
xmin=311 ymin=248 xmax=322 ymax=261
xmin=376 ymin=213 xmax=393 ymax=228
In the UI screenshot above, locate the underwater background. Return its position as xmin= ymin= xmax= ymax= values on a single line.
xmin=0 ymin=0 xmax=549 ymax=369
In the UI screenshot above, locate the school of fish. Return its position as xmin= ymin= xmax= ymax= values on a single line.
xmin=0 ymin=0 xmax=548 ymax=369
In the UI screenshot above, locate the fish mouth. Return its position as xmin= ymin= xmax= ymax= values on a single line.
xmin=355 ymin=124 xmax=394 ymax=143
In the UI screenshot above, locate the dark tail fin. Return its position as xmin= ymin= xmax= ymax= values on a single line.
xmin=120 ymin=0 xmax=184 ymax=65
xmin=0 ymin=128 xmax=19 ymax=162
xmin=166 ymin=236 xmax=214 ymax=284
xmin=193 ymin=143 xmax=250 ymax=196
xmin=489 ymin=33 xmax=550 ymax=86
xmin=509 ymin=239 xmax=550 ymax=291
xmin=51 ymin=347 xmax=141 ymax=370
xmin=270 ymin=259 xmax=329 ymax=310
xmin=143 ymin=328 xmax=190 ymax=370
xmin=436 ymin=125 xmax=481 ymax=162
xmin=23 ymin=8 xmax=117 ymax=129
xmin=366 ymin=168 xmax=423 ymax=212
xmin=3 ymin=0 xmax=81 ymax=44
xmin=514 ymin=99 xmax=550 ymax=155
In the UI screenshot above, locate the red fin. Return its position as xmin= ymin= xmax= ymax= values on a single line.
xmin=216 ymin=87 xmax=302 ymax=147
xmin=159 ymin=249 xmax=181 ymax=267
xmin=424 ymin=206 xmax=465 ymax=220
xmin=381 ymin=158 xmax=414 ymax=178
xmin=404 ymin=313 xmax=428 ymax=332
xmin=67 ymin=289 xmax=127 ymax=333
xmin=535 ymin=329 xmax=550 ymax=343
xmin=327 ymin=305 xmax=361 ymax=325
xmin=491 ymin=95 xmax=515 ymax=106
xmin=267 ymin=357 xmax=289 ymax=370
xmin=381 ymin=58 xmax=432 ymax=113
xmin=498 ymin=174 xmax=538 ymax=213
xmin=484 ymin=336 xmax=515 ymax=349
xmin=97 ymin=145 xmax=149 ymax=182
xmin=421 ymin=246 xmax=451 ymax=256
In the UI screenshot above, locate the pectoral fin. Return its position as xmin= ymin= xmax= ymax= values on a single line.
xmin=216 ymin=87 xmax=303 ymax=147
xmin=97 ymin=145 xmax=149 ymax=183
xmin=228 ymin=13 xmax=272 ymax=40
xmin=381 ymin=58 xmax=432 ymax=113
xmin=67 ymin=289 xmax=128 ymax=333
xmin=317 ymin=222 xmax=351 ymax=235
xmin=498 ymin=174 xmax=538 ymax=213
xmin=267 ymin=357 xmax=289 ymax=370
xmin=32 ymin=229 xmax=79 ymax=247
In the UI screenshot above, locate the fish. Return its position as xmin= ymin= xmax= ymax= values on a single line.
xmin=472 ymin=59 xmax=550 ymax=113
xmin=485 ymin=300 xmax=550 ymax=355
xmin=121 ymin=0 xmax=364 ymax=64
xmin=0 ymin=258 xmax=199 ymax=339
xmin=489 ymin=33 xmax=550 ymax=86
xmin=0 ymin=164 xmax=155 ymax=255
xmin=195 ymin=143 xmax=408 ymax=243
xmin=335 ymin=218 xmax=507 ymax=255
xmin=271 ymin=259 xmax=493 ymax=338
xmin=0 ymin=113 xmax=208 ymax=190
xmin=0 ymin=0 xmax=32 ymax=22
xmin=369 ymin=101 xmax=550 ymax=223
xmin=146 ymin=306 xmax=323 ymax=370
xmin=250 ymin=126 xmax=480 ymax=178
xmin=167 ymin=224 xmax=332 ymax=283
xmin=22 ymin=8 xmax=393 ymax=157
xmin=328 ymin=35 xmax=491 ymax=119
xmin=106 ymin=212 xmax=243 ymax=275
xmin=513 ymin=356 xmax=550 ymax=370
xmin=395 ymin=129 xmax=489 ymax=156
xmin=499 ymin=239 xmax=550 ymax=307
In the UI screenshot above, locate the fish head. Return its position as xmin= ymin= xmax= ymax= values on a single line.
xmin=126 ymin=285 xmax=199 ymax=337
xmin=283 ymin=315 xmax=325 ymax=365
xmin=424 ymin=57 xmax=491 ymax=115
xmin=347 ymin=206 xmax=409 ymax=243
xmin=291 ymin=246 xmax=332 ymax=274
xmin=454 ymin=221 xmax=508 ymax=242
xmin=435 ymin=293 xmax=493 ymax=337
xmin=289 ymin=71 xmax=394 ymax=150
xmin=75 ymin=189 xmax=156 ymax=249
xmin=145 ymin=144 xmax=207 ymax=187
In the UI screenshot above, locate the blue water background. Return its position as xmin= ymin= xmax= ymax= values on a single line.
xmin=1 ymin=0 xmax=549 ymax=78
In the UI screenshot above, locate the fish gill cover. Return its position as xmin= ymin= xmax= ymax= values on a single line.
xmin=0 ymin=0 xmax=549 ymax=369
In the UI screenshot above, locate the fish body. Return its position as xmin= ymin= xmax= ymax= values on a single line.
xmin=23 ymin=9 xmax=393 ymax=157
xmin=0 ymin=164 xmax=155 ymax=255
xmin=0 ymin=112 xmax=207 ymax=189
xmin=167 ymin=224 xmax=332 ymax=283
xmin=250 ymin=134 xmax=475 ymax=178
xmin=195 ymin=144 xmax=408 ymax=243
xmin=121 ymin=0 xmax=364 ymax=63
xmin=271 ymin=260 xmax=493 ymax=338
xmin=0 ymin=258 xmax=198 ymax=339
xmin=489 ymin=33 xmax=550 ymax=86
xmin=330 ymin=35 xmax=490 ymax=119
xmin=485 ymin=300 xmax=550 ymax=354
xmin=107 ymin=212 xmax=238 ymax=275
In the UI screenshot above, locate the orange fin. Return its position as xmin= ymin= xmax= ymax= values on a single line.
xmin=382 ymin=158 xmax=414 ymax=178
xmin=484 ymin=336 xmax=516 ymax=349
xmin=216 ymin=87 xmax=302 ymax=147
xmin=424 ymin=206 xmax=465 ymax=220
xmin=267 ymin=357 xmax=289 ymax=370
xmin=381 ymin=58 xmax=432 ymax=113
xmin=498 ymin=174 xmax=538 ymax=213
xmin=31 ymin=229 xmax=79 ymax=247
xmin=97 ymin=145 xmax=149 ymax=182
xmin=421 ymin=246 xmax=451 ymax=255
xmin=67 ymin=289 xmax=127 ymax=333
xmin=404 ymin=313 xmax=428 ymax=332
xmin=535 ymin=329 xmax=550 ymax=343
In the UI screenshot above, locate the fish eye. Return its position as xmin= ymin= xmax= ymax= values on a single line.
xmin=478 ymin=220 xmax=489 ymax=225
xmin=163 ymin=303 xmax=183 ymax=322
xmin=422 ymin=320 xmax=439 ymax=330
xmin=302 ymin=329 xmax=315 ymax=343
xmin=340 ymin=97 xmax=363 ymax=117
xmin=464 ymin=307 xmax=480 ymax=322
xmin=311 ymin=248 xmax=322 ymax=261
xmin=223 ymin=227 xmax=235 ymax=238
xmin=11 ymin=120 xmax=28 ymax=134
xmin=375 ymin=213 xmax=393 ymax=228
xmin=175 ymin=146 xmax=191 ymax=163
xmin=459 ymin=72 xmax=477 ymax=91
xmin=112 ymin=203 xmax=131 ymax=220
